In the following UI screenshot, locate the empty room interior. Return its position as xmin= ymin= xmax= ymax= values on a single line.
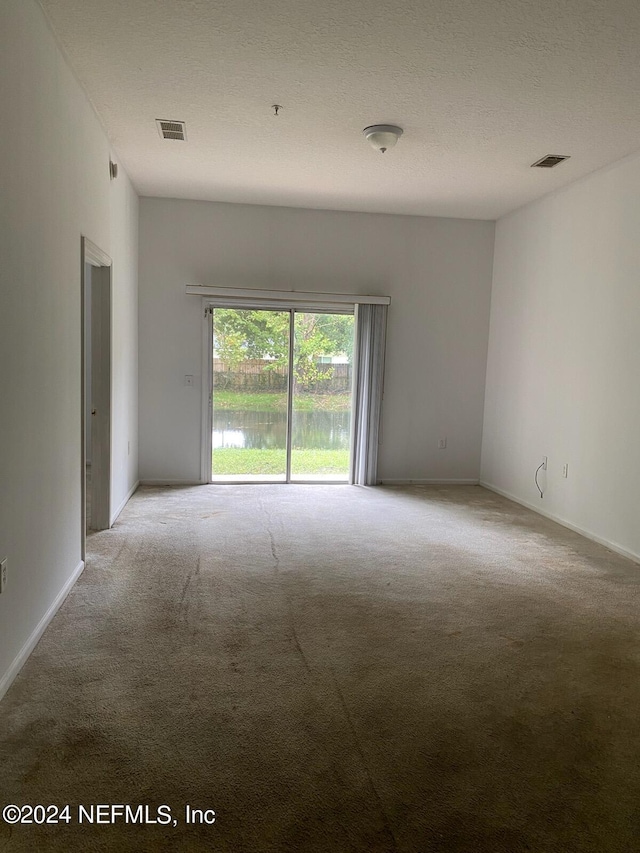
xmin=2 ymin=0 xmax=640 ymax=850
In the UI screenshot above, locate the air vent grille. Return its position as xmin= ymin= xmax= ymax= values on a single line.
xmin=531 ymin=154 xmax=570 ymax=168
xmin=156 ymin=119 xmax=187 ymax=141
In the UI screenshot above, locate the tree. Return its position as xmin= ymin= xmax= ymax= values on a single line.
xmin=213 ymin=310 xmax=289 ymax=367
xmin=213 ymin=309 xmax=354 ymax=391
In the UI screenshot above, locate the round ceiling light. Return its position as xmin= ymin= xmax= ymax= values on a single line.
xmin=362 ymin=124 xmax=403 ymax=153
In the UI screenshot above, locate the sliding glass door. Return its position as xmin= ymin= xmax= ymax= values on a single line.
xmin=210 ymin=307 xmax=354 ymax=483
xmin=290 ymin=312 xmax=354 ymax=481
xmin=212 ymin=308 xmax=290 ymax=481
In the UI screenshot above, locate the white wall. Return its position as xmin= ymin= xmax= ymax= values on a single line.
xmin=0 ymin=0 xmax=139 ymax=693
xmin=481 ymin=151 xmax=640 ymax=561
xmin=110 ymin=161 xmax=139 ymax=518
xmin=139 ymin=199 xmax=495 ymax=483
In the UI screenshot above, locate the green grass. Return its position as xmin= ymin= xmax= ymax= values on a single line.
xmin=213 ymin=390 xmax=351 ymax=412
xmin=212 ymin=447 xmax=350 ymax=476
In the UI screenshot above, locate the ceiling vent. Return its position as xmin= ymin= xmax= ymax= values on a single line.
xmin=156 ymin=120 xmax=187 ymax=141
xmin=531 ymin=154 xmax=570 ymax=168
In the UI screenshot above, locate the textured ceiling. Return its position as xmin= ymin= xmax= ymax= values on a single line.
xmin=39 ymin=0 xmax=640 ymax=219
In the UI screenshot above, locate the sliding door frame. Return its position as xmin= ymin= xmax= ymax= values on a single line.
xmin=200 ymin=303 xmax=215 ymax=484
xmin=288 ymin=308 xmax=353 ymax=484
xmin=285 ymin=312 xmax=295 ymax=481
xmin=201 ymin=299 xmax=356 ymax=485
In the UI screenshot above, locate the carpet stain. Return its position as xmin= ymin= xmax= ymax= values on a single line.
xmin=499 ymin=635 xmax=526 ymax=647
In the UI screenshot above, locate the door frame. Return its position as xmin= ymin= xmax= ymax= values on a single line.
xmin=201 ymin=300 xmax=356 ymax=485
xmin=81 ymin=237 xmax=113 ymax=556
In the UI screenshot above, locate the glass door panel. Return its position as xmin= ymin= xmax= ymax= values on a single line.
xmin=211 ymin=308 xmax=290 ymax=482
xmin=290 ymin=312 xmax=355 ymax=482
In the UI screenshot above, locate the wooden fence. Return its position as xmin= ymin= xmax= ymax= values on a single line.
xmin=213 ymin=359 xmax=352 ymax=392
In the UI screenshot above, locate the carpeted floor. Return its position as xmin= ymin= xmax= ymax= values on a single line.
xmin=2 ymin=484 xmax=640 ymax=852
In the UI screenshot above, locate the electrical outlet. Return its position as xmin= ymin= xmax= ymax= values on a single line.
xmin=0 ymin=558 xmax=7 ymax=594
xmin=562 ymin=463 xmax=569 ymax=478
xmin=184 ymin=375 xmax=194 ymax=387
xmin=438 ymin=438 xmax=447 ymax=449
xmin=542 ymin=456 xmax=547 ymax=470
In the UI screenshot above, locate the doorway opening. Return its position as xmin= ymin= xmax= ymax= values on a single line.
xmin=210 ymin=307 xmax=355 ymax=483
xmin=81 ymin=238 xmax=112 ymax=555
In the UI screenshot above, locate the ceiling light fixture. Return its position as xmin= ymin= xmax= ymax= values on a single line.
xmin=363 ymin=124 xmax=403 ymax=154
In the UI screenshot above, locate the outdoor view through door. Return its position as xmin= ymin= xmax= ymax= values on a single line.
xmin=211 ymin=308 xmax=355 ymax=482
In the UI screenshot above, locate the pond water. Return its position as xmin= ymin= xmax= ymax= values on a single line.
xmin=213 ymin=410 xmax=351 ymax=450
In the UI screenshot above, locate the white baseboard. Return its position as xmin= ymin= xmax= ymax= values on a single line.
xmin=480 ymin=481 xmax=640 ymax=566
xmin=0 ymin=560 xmax=85 ymax=703
xmin=110 ymin=479 xmax=140 ymax=526
xmin=139 ymin=479 xmax=202 ymax=487
xmin=381 ymin=478 xmax=480 ymax=486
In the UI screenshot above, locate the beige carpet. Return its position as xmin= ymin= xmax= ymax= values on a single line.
xmin=2 ymin=484 xmax=640 ymax=852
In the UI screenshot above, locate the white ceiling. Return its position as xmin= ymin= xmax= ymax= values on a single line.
xmin=40 ymin=0 xmax=640 ymax=219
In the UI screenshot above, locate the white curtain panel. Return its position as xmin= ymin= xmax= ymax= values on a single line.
xmin=351 ymin=303 xmax=388 ymax=486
